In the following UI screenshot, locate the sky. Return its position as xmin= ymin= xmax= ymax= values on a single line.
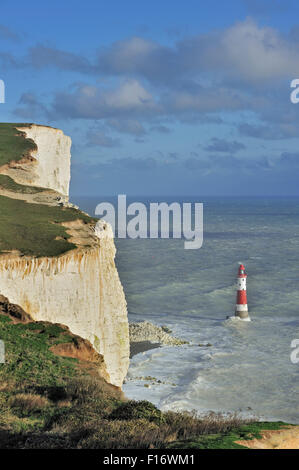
xmin=1 ymin=0 xmax=299 ymax=196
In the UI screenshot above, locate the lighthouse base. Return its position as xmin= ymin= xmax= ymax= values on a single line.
xmin=235 ymin=310 xmax=251 ymax=321
xmin=235 ymin=310 xmax=249 ymax=319
xmin=226 ymin=315 xmax=251 ymax=322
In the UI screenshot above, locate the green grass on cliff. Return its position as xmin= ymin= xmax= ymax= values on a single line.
xmin=0 ymin=313 xmax=291 ymax=449
xmin=0 ymin=175 xmax=48 ymax=194
xmin=0 ymin=316 xmax=76 ymax=388
xmin=0 ymin=124 xmax=36 ymax=167
xmin=166 ymin=421 xmax=290 ymax=449
xmin=0 ymin=195 xmax=96 ymax=257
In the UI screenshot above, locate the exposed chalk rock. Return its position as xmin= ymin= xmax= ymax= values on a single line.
xmin=0 ymin=220 xmax=129 ymax=387
xmin=1 ymin=125 xmax=71 ymax=197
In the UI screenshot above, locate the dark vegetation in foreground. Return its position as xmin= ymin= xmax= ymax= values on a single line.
xmin=0 ymin=313 xmax=289 ymax=449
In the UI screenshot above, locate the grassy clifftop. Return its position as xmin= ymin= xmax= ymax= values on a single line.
xmin=0 ymin=195 xmax=95 ymax=257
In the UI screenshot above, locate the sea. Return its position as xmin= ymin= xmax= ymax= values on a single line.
xmin=73 ymin=196 xmax=299 ymax=424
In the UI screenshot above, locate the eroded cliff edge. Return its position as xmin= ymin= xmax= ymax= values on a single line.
xmin=0 ymin=124 xmax=71 ymax=197
xmin=0 ymin=123 xmax=129 ymax=388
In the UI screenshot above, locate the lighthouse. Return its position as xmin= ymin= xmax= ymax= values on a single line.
xmin=235 ymin=264 xmax=250 ymax=321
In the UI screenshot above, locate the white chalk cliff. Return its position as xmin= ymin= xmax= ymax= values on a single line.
xmin=0 ymin=125 xmax=129 ymax=388
xmin=1 ymin=125 xmax=71 ymax=197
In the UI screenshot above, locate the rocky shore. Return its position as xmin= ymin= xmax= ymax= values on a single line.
xmin=129 ymin=321 xmax=188 ymax=358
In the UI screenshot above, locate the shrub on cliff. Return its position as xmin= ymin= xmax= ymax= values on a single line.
xmin=8 ymin=393 xmax=50 ymax=418
xmin=109 ymin=400 xmax=165 ymax=424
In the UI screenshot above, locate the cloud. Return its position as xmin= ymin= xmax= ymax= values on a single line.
xmin=163 ymin=86 xmax=251 ymax=116
xmin=106 ymin=118 xmax=146 ymax=136
xmin=48 ymin=80 xmax=251 ymax=124
xmin=71 ymin=146 xmax=295 ymax=197
xmin=11 ymin=19 xmax=299 ymax=142
xmin=184 ymin=153 xmax=270 ymax=172
xmin=86 ymin=127 xmax=120 ymax=148
xmin=14 ymin=92 xmax=48 ymax=119
xmin=95 ymin=19 xmax=299 ymax=85
xmin=168 ymin=152 xmax=179 ymax=160
xmin=115 ymin=156 xmax=157 ymax=170
xmin=49 ymin=79 xmax=249 ymax=122
xmin=0 ymin=51 xmax=20 ymax=68
xmin=179 ymin=19 xmax=299 ymax=84
xmin=150 ymin=125 xmax=171 ymax=134
xmin=28 ymin=44 xmax=93 ymax=73
xmin=96 ymin=36 xmax=179 ymax=85
xmin=204 ymin=137 xmax=245 ymax=153
xmin=52 ymin=79 xmax=159 ymax=119
xmin=90 ymin=156 xmax=158 ymax=172
xmin=22 ymin=19 xmax=299 ymax=86
xmin=243 ymin=0 xmax=289 ymax=16
xmin=0 ymin=24 xmax=19 ymax=42
xmin=239 ymin=122 xmax=299 ymax=140
xmin=279 ymin=152 xmax=299 ymax=166
xmin=184 ymin=157 xmax=210 ymax=171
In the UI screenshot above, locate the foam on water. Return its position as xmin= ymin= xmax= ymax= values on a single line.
xmin=124 ymin=314 xmax=299 ymax=422
xmin=74 ymin=196 xmax=299 ymax=424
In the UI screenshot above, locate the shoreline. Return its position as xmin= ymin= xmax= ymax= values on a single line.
xmin=130 ymin=340 xmax=161 ymax=358
xmin=129 ymin=320 xmax=188 ymax=359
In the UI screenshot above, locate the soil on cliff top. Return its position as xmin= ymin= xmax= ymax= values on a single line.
xmin=235 ymin=425 xmax=299 ymax=449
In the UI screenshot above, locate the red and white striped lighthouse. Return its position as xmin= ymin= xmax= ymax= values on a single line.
xmin=235 ymin=264 xmax=250 ymax=320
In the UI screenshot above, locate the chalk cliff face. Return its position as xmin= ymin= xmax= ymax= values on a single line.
xmin=0 ymin=125 xmax=129 ymax=388
xmin=1 ymin=125 xmax=71 ymax=197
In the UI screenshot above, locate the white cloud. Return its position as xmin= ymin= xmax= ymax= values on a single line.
xmin=96 ymin=19 xmax=299 ymax=84
xmin=14 ymin=19 xmax=299 ymax=137
xmin=104 ymin=79 xmax=155 ymax=109
xmin=52 ymin=79 xmax=159 ymax=119
xmin=217 ymin=18 xmax=299 ymax=81
xmin=106 ymin=118 xmax=146 ymax=136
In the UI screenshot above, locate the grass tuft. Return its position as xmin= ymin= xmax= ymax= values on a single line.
xmin=9 ymin=394 xmax=50 ymax=417
xmin=110 ymin=400 xmax=165 ymax=424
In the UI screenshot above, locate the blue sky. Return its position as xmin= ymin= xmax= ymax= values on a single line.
xmin=1 ymin=0 xmax=299 ymax=196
